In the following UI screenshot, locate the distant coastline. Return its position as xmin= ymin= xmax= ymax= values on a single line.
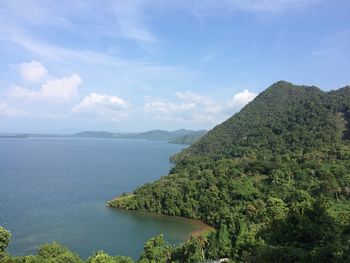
xmin=0 ymin=129 xmax=207 ymax=145
xmin=0 ymin=135 xmax=28 ymax=139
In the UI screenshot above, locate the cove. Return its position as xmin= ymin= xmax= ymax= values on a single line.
xmin=0 ymin=137 xmax=206 ymax=259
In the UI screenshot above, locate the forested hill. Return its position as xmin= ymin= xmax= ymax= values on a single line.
xmin=109 ymin=81 xmax=350 ymax=262
xmin=172 ymin=81 xmax=350 ymax=162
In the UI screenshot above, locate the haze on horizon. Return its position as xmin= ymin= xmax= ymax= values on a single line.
xmin=0 ymin=0 xmax=349 ymax=133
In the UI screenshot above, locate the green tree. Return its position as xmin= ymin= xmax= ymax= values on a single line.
xmin=216 ymin=225 xmax=232 ymax=258
xmin=0 ymin=227 xmax=11 ymax=256
xmin=266 ymin=197 xmax=288 ymax=221
xmin=181 ymin=237 xmax=204 ymax=263
xmin=87 ymin=251 xmax=134 ymax=263
xmin=205 ymin=231 xmax=218 ymax=259
xmin=139 ymin=235 xmax=170 ymax=263
xmin=37 ymin=242 xmax=83 ymax=263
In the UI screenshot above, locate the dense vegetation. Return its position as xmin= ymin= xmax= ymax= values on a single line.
xmin=172 ymin=81 xmax=350 ymax=161
xmin=109 ymin=81 xmax=350 ymax=262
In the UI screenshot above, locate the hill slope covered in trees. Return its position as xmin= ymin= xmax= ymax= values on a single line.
xmin=172 ymin=81 xmax=350 ymax=161
xmin=109 ymin=81 xmax=350 ymax=262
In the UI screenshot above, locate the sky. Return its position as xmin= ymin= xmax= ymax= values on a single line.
xmin=0 ymin=0 xmax=349 ymax=133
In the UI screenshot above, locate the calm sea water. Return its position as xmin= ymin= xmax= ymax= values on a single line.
xmin=0 ymin=138 xmax=196 ymax=259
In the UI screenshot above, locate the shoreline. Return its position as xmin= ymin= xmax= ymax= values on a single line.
xmin=106 ymin=205 xmax=215 ymax=238
xmin=188 ymin=219 xmax=215 ymax=238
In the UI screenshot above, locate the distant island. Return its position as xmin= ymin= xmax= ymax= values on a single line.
xmin=0 ymin=129 xmax=207 ymax=145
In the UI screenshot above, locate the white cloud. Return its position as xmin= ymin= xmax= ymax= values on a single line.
xmin=0 ymin=100 xmax=67 ymax=119
xmin=232 ymin=89 xmax=257 ymax=105
xmin=10 ymin=74 xmax=82 ymax=100
xmin=144 ymin=97 xmax=196 ymax=120
xmin=144 ymin=89 xmax=257 ymax=124
xmin=176 ymin=91 xmax=212 ymax=105
xmin=19 ymin=60 xmax=48 ymax=82
xmin=72 ymin=92 xmax=131 ymax=121
xmin=40 ymin=74 xmax=82 ymax=100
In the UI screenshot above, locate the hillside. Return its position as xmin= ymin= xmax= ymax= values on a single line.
xmin=109 ymin=81 xmax=350 ymax=262
xmin=172 ymin=81 xmax=350 ymax=162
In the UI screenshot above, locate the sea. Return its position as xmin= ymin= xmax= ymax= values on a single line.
xmin=0 ymin=137 xmax=200 ymax=259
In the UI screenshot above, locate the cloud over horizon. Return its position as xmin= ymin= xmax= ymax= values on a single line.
xmin=10 ymin=73 xmax=82 ymax=101
xmin=144 ymin=89 xmax=257 ymax=123
xmin=0 ymin=100 xmax=27 ymax=117
xmin=72 ymin=92 xmax=131 ymax=121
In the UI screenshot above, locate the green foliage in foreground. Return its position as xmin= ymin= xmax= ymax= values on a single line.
xmin=0 ymin=228 xmax=11 ymax=256
xmin=0 ymin=228 xmax=227 ymax=263
xmin=0 ymin=228 xmax=134 ymax=263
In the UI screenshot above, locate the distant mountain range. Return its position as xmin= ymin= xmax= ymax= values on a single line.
xmin=0 ymin=129 xmax=207 ymax=145
xmin=74 ymin=129 xmax=207 ymax=145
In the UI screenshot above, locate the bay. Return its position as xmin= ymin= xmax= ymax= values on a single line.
xmin=0 ymin=137 xmax=199 ymax=259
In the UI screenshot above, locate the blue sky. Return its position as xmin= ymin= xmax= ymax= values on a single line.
xmin=0 ymin=0 xmax=349 ymax=133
